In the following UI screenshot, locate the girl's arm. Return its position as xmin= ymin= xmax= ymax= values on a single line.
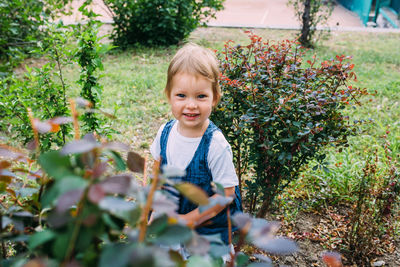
xmin=179 ymin=186 xmax=235 ymax=226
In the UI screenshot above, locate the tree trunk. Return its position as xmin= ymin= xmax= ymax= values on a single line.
xmin=300 ymin=0 xmax=312 ymax=47
xmin=256 ymin=194 xmax=273 ymax=218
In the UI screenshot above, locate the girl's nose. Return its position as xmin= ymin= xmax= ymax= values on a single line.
xmin=187 ymin=100 xmax=197 ymax=109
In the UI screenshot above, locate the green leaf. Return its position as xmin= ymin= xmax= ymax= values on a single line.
xmin=52 ymin=231 xmax=70 ymax=260
xmin=38 ymin=151 xmax=75 ymax=180
xmin=109 ymin=151 xmax=126 ymax=171
xmin=235 ymin=252 xmax=250 ymax=266
xmin=186 ymin=255 xmax=213 ymax=267
xmin=28 ymin=230 xmax=56 ymax=250
xmin=99 ymin=243 xmax=136 ymax=267
xmin=154 ymin=224 xmax=193 ymax=246
xmin=209 ymin=243 xmax=231 ymax=258
xmin=101 ymin=213 xmax=121 ymax=230
xmin=99 ymin=196 xmax=140 ymax=222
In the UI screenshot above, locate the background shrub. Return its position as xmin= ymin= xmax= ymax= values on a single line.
xmin=344 ymin=136 xmax=400 ymax=265
xmin=212 ymin=32 xmax=368 ymax=218
xmin=104 ymin=0 xmax=224 ymax=47
xmin=0 ymin=2 xmax=110 ymax=151
xmin=0 ymin=0 xmax=70 ymax=75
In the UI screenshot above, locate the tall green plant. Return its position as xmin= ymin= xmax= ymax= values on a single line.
xmin=288 ymin=0 xmax=334 ymax=47
xmin=74 ymin=1 xmax=112 ymax=133
xmin=103 ymin=0 xmax=224 ymax=47
xmin=212 ymin=33 xmax=368 ymax=218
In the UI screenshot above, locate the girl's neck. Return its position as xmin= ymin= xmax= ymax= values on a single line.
xmin=176 ymin=119 xmax=209 ymax=138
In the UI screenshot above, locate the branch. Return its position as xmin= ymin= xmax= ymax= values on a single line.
xmin=138 ymin=160 xmax=160 ymax=242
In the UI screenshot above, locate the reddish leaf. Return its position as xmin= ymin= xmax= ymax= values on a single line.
xmin=75 ymin=97 xmax=92 ymax=108
xmin=322 ymin=251 xmax=343 ymax=267
xmin=92 ymin=162 xmax=108 ymax=178
xmin=88 ymin=184 xmax=105 ymax=204
xmin=0 ymin=160 xmax=11 ymax=169
xmin=102 ymin=142 xmax=130 ymax=152
xmin=82 ymin=214 xmax=98 ymax=226
xmin=0 ymin=176 xmax=12 ymax=184
xmin=100 ymin=174 xmax=131 ymax=194
xmin=26 ymin=140 xmax=37 ymax=151
xmin=0 ymin=169 xmax=15 ymax=179
xmin=33 ymin=119 xmax=52 ymax=134
xmin=127 ymin=151 xmax=145 ymax=173
xmin=27 ymin=170 xmax=43 ymax=179
xmin=56 ymin=189 xmax=84 ymax=213
xmin=49 ymin=123 xmax=60 ymax=133
xmin=0 ymin=146 xmax=25 ymax=160
xmin=22 ymin=259 xmax=47 ymax=267
xmin=50 ymin=117 xmax=73 ymax=125
xmin=61 ymin=139 xmax=99 ymax=155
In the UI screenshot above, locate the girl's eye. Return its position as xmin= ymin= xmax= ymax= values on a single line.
xmin=177 ymin=94 xmax=185 ymax=98
xmin=198 ymin=94 xmax=207 ymax=99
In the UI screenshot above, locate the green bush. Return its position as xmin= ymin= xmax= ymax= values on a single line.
xmin=0 ymin=0 xmax=70 ymax=75
xmin=0 ymin=0 xmax=45 ymax=74
xmin=0 ymin=3 xmax=112 ymax=150
xmin=0 ymin=23 xmax=75 ymax=150
xmin=104 ymin=0 xmax=224 ymax=47
xmin=212 ymin=32 xmax=368 ymax=218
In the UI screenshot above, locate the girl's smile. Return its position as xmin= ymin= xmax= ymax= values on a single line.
xmin=168 ymin=72 xmax=216 ymax=138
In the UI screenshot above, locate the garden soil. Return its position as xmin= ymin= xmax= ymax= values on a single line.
xmin=266 ymin=210 xmax=400 ymax=266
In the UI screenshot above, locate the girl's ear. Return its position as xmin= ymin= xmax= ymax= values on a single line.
xmin=212 ymin=94 xmax=220 ymax=107
xmin=212 ymin=98 xmax=218 ymax=108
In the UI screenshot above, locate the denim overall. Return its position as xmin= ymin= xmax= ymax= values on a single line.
xmin=160 ymin=120 xmax=243 ymax=244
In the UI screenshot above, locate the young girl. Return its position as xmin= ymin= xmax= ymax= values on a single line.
xmin=150 ymin=43 xmax=242 ymax=245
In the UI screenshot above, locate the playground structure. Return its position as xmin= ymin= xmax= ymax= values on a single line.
xmin=338 ymin=0 xmax=400 ymax=28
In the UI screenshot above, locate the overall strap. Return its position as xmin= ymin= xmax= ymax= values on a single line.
xmin=184 ymin=120 xmax=219 ymax=186
xmin=160 ymin=120 xmax=176 ymax=166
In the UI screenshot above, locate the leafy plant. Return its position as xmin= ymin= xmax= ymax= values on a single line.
xmin=212 ymin=32 xmax=368 ymax=218
xmin=0 ymin=0 xmax=71 ymax=75
xmin=0 ymin=100 xmax=298 ymax=266
xmin=73 ymin=1 xmax=113 ymax=134
xmin=288 ymin=0 xmax=334 ymax=48
xmin=0 ymin=1 xmax=112 ymax=149
xmin=343 ymin=134 xmax=400 ymax=265
xmin=103 ymin=0 xmax=225 ymax=47
xmin=0 ymin=22 xmax=75 ymax=151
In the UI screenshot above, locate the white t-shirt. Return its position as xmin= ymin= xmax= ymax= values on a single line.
xmin=150 ymin=121 xmax=239 ymax=188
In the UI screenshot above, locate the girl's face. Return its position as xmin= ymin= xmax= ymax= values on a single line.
xmin=168 ymin=72 xmax=216 ymax=138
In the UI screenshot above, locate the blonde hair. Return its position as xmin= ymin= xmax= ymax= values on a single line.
xmin=165 ymin=43 xmax=221 ymax=105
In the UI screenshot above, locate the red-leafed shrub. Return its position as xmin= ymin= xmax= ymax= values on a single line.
xmin=211 ymin=32 xmax=368 ymax=217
